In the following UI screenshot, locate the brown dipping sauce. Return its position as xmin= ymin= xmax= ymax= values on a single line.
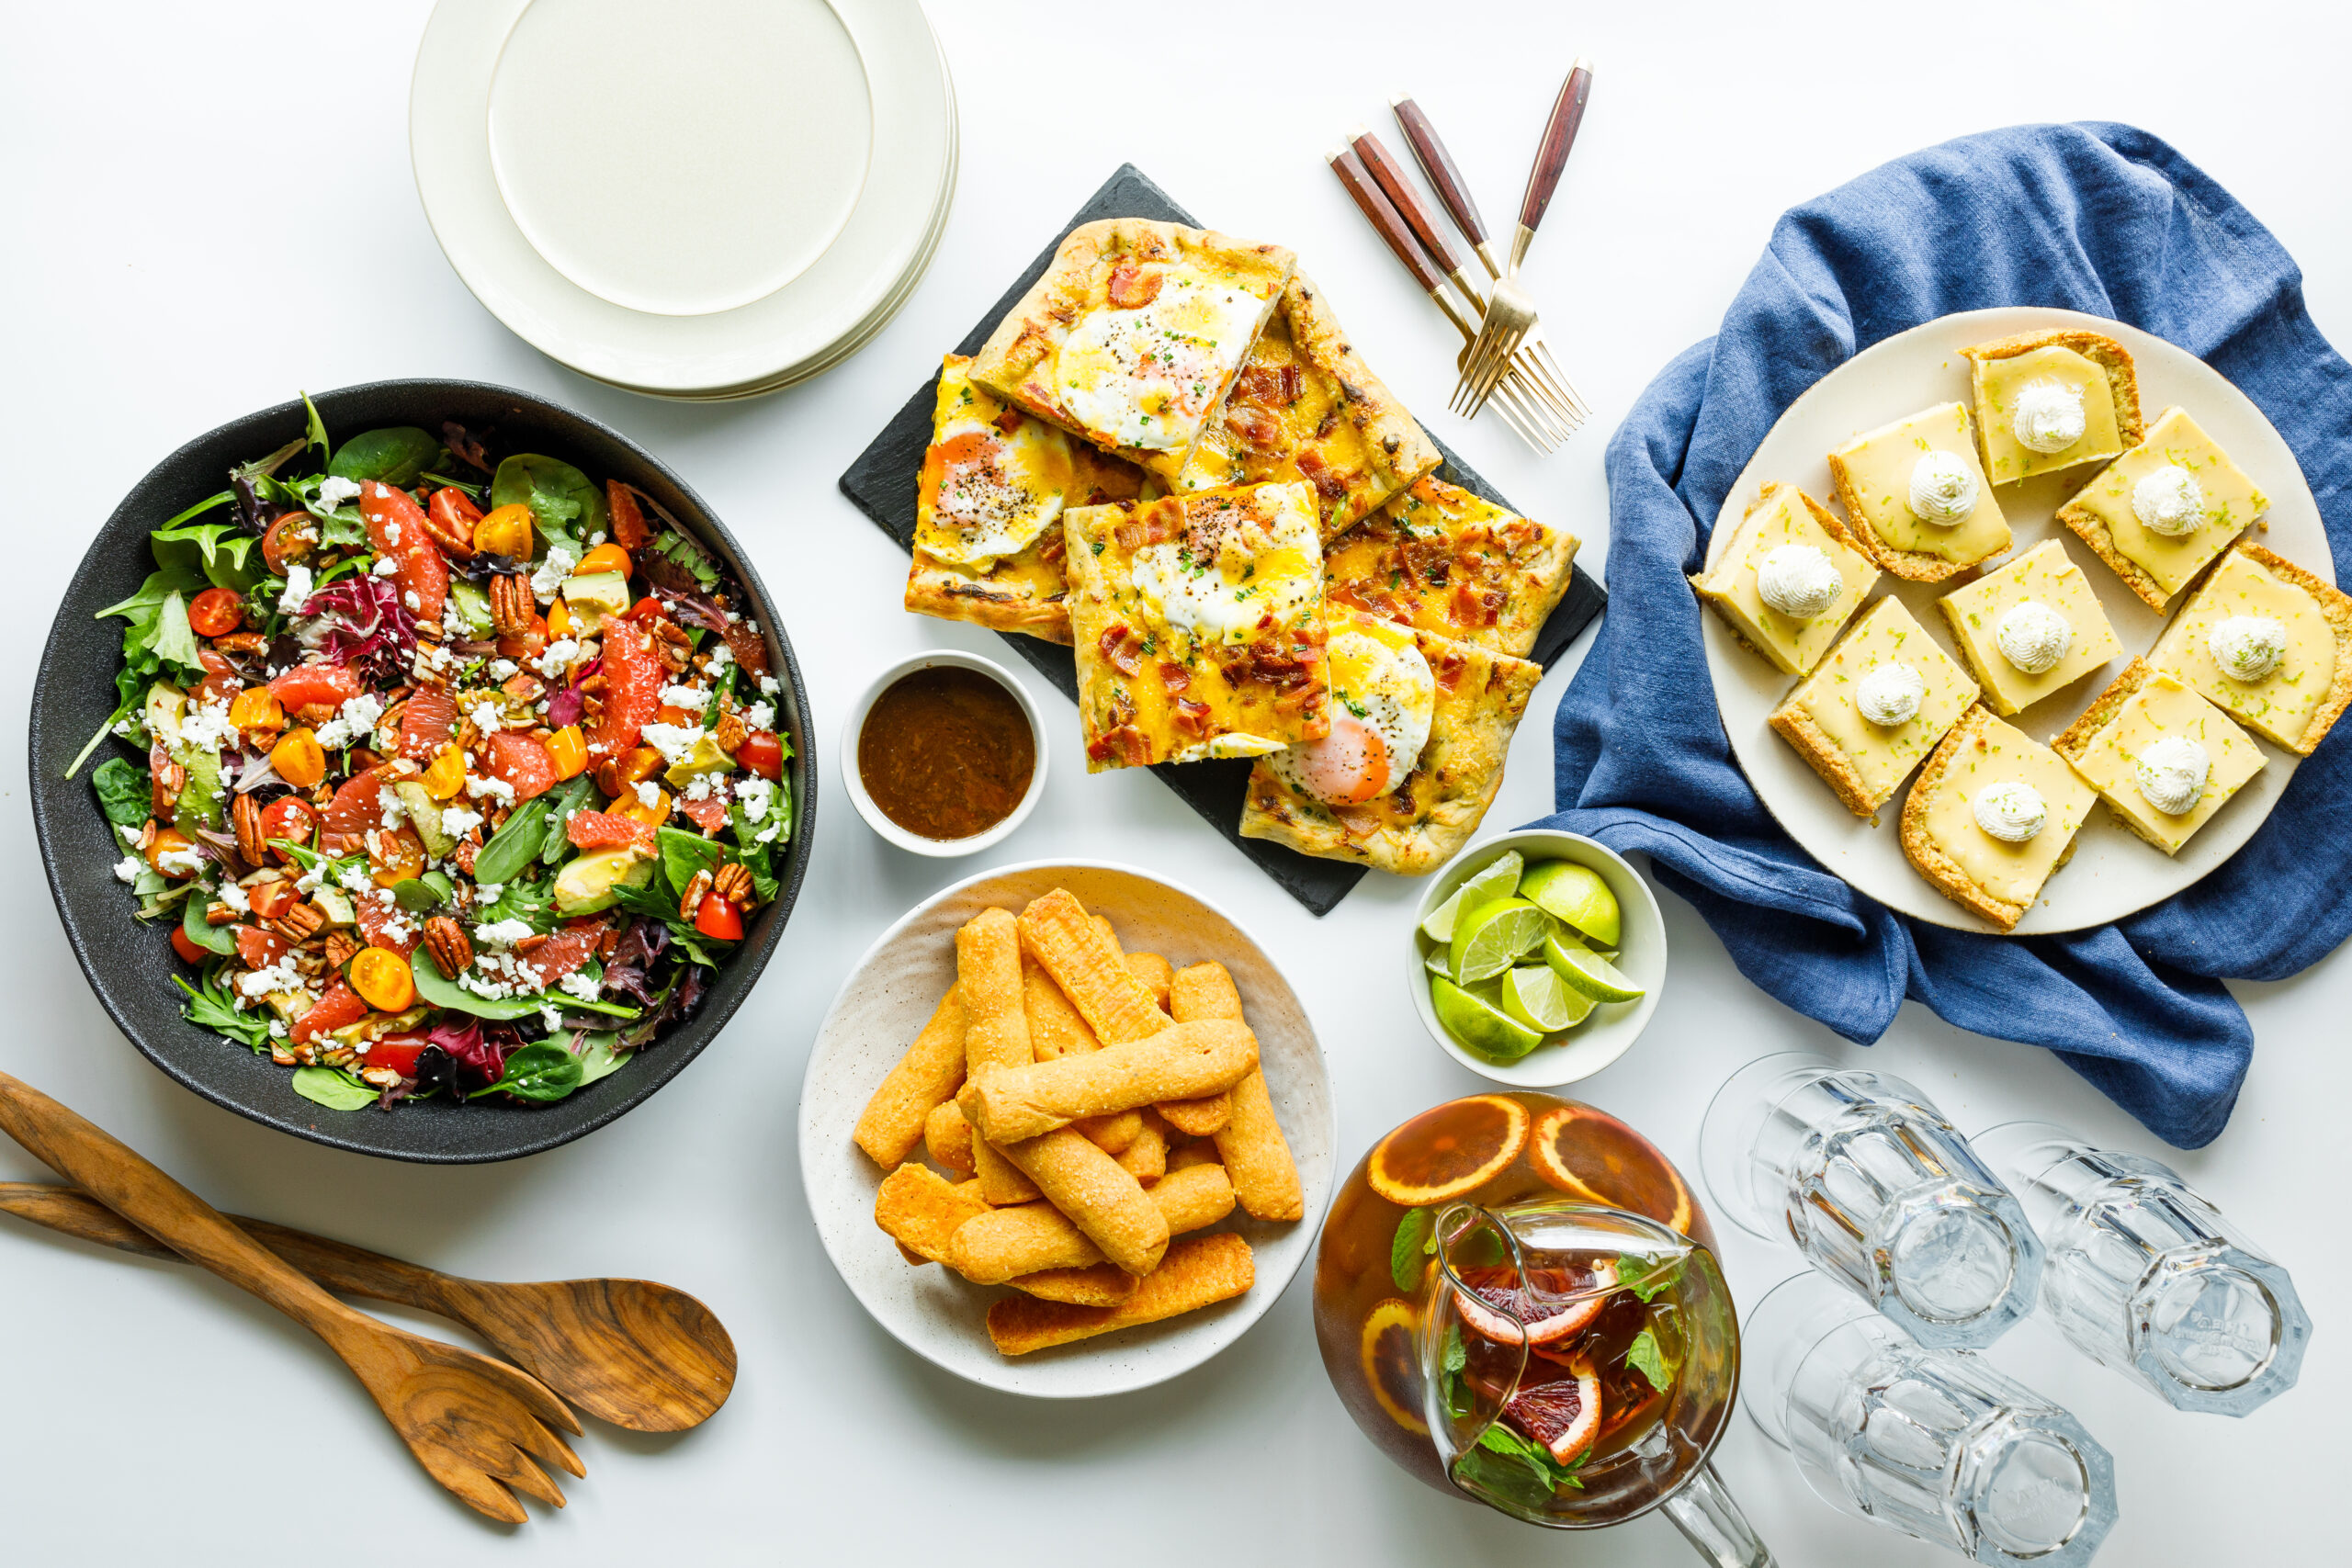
xmin=857 ymin=666 xmax=1036 ymax=840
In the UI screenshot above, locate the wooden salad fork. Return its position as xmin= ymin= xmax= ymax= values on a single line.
xmin=0 ymin=1181 xmax=737 ymax=1435
xmin=0 ymin=1072 xmax=583 ymax=1523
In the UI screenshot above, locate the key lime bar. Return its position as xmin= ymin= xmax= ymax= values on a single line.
xmin=1826 ymin=402 xmax=2009 ymax=581
xmin=1937 ymin=538 xmax=2122 ymax=716
xmin=2057 ymin=407 xmax=2268 ymax=611
xmin=1961 ymin=330 xmax=2143 ymax=484
xmin=1769 ymin=597 xmax=1979 ymax=818
xmin=2147 ymin=542 xmax=2352 ymax=755
xmin=1691 ymin=482 xmax=1879 ymax=676
xmin=2053 ymin=660 xmax=2265 ymax=856
xmin=1902 ymin=705 xmax=2096 ymax=932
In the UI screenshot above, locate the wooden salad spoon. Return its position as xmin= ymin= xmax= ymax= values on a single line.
xmin=0 ymin=1180 xmax=736 ymax=1434
xmin=0 ymin=1072 xmax=582 ymax=1523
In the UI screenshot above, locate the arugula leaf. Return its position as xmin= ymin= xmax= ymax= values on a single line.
xmin=158 ymin=491 xmax=234 ymax=530
xmin=300 ymin=391 xmax=332 ymax=467
xmin=419 ymin=470 xmax=481 ymax=500
xmin=1625 ymin=1326 xmax=1673 ymax=1394
xmin=492 ymin=454 xmax=606 ymax=559
xmin=1392 ymin=1207 xmax=1435 ymax=1292
xmin=91 ymin=757 xmax=149 ymax=829
xmin=152 ymin=521 xmax=262 ymax=592
xmin=468 ymin=1042 xmax=585 ymax=1103
xmin=175 ymin=971 xmax=271 ymax=1049
xmin=327 ymin=426 xmax=441 ymax=488
xmin=1615 ymin=1252 xmax=1686 ymax=1304
xmin=96 ymin=566 xmax=210 ymax=686
xmin=657 ymin=825 xmax=724 ymax=901
xmin=292 ymin=1066 xmax=379 ymax=1111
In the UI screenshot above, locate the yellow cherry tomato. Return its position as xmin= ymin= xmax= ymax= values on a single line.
xmin=226 ymin=687 xmax=285 ymax=736
xmin=271 ymin=727 xmax=326 ymax=787
xmin=475 ymin=502 xmax=536 ymax=560
xmin=420 ymin=743 xmax=467 ymax=802
xmin=546 ymin=725 xmax=588 ymax=781
xmin=546 ymin=596 xmax=573 ymax=637
xmin=616 ymin=786 xmax=673 ymax=829
xmin=349 ymin=948 xmax=416 ymax=1012
xmin=574 ymin=542 xmax=631 ymax=579
xmin=145 ymin=828 xmax=197 ymax=877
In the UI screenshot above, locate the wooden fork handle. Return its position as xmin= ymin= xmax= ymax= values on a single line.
xmin=1351 ymin=130 xmax=1463 ymax=276
xmin=1519 ymin=57 xmax=1594 ymax=236
xmin=0 ymin=1072 xmax=357 ymax=1341
xmin=1389 ymin=96 xmax=1488 ymax=250
xmin=1329 ymin=146 xmax=1444 ymax=294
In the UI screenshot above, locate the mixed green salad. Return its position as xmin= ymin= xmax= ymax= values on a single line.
xmin=74 ymin=397 xmax=792 ymax=1111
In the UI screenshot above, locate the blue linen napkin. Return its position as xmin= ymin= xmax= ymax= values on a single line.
xmin=1529 ymin=122 xmax=2352 ymax=1149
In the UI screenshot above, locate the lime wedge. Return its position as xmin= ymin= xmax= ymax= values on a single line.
xmin=1423 ymin=945 xmax=1455 ymax=980
xmin=1451 ymin=897 xmax=1550 ymax=985
xmin=1432 ymin=976 xmax=1544 ymax=1060
xmin=1519 ymin=860 xmax=1621 ymax=948
xmin=1544 ymin=928 xmax=1645 ymax=1003
xmin=1419 ymin=851 xmax=1525 ymax=942
xmin=1501 ymin=964 xmax=1594 ymax=1034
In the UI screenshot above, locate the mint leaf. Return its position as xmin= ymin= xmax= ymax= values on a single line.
xmin=1442 ymin=1319 xmax=1467 ymax=1375
xmin=1615 ymin=1251 xmax=1685 ymax=1304
xmin=1625 ymin=1326 xmax=1673 ymax=1393
xmin=292 ymin=1066 xmax=379 ymax=1112
xmin=1391 ymin=1206 xmax=1434 ymax=1291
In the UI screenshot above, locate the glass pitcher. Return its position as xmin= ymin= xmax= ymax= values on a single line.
xmin=1313 ymin=1092 xmax=1774 ymax=1567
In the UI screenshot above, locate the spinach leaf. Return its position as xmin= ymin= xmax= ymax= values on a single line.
xmin=175 ymin=971 xmax=271 ymax=1049
xmin=468 ymin=1043 xmax=584 ymax=1103
xmin=475 ymin=877 xmax=556 ymax=932
xmin=537 ymin=775 xmax=598 ymax=866
xmin=390 ymin=875 xmax=452 ymax=914
xmin=1392 ymin=1207 xmax=1436 ymax=1292
xmin=270 ymin=473 xmax=368 ymax=548
xmin=491 ymin=454 xmax=606 ymax=559
xmin=410 ymin=947 xmax=547 ymax=1021
xmin=327 ymin=426 xmax=441 ymax=488
xmin=1625 ymin=1326 xmax=1673 ymax=1394
xmin=181 ymin=890 xmax=236 ymax=956
xmin=729 ymin=796 xmax=785 ymax=900
xmin=572 ymin=1031 xmax=632 ymax=1088
xmin=292 ymin=1066 xmax=379 ymax=1111
xmin=91 ymin=757 xmax=150 ymax=828
xmin=657 ymin=825 xmax=724 ymax=901
xmin=472 ymin=796 xmax=555 ymax=887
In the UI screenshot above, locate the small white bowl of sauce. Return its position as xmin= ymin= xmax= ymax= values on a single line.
xmin=841 ymin=650 xmax=1046 ymax=857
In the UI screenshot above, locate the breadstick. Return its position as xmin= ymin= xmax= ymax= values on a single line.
xmin=923 ymin=1100 xmax=975 ymax=1175
xmin=994 ymin=1125 xmax=1168 ymax=1275
xmin=959 ymin=1021 xmax=1258 ymax=1144
xmin=1019 ymin=889 xmax=1170 ymax=1044
xmin=852 ymin=987 xmax=967 ymax=1167
xmin=1167 ymin=1139 xmax=1222 ymax=1174
xmin=948 ymin=1163 xmax=1235 ymax=1283
xmin=874 ymin=1165 xmax=991 ymax=1265
xmin=1022 ymin=952 xmax=1142 ymax=1155
xmin=1188 ymin=962 xmax=1303 ymax=1221
xmin=959 ymin=908 xmax=1039 ymax=1204
xmin=1125 ymin=952 xmax=1173 ymax=1011
xmin=987 ymin=1235 xmax=1255 ymax=1355
xmin=1160 ymin=961 xmax=1243 ymax=1135
xmin=1007 ymin=1265 xmax=1140 ymax=1307
xmin=1116 ymin=1108 xmax=1168 ymax=1184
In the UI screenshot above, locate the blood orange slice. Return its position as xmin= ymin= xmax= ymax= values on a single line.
xmin=1452 ymin=1262 xmax=1617 ymax=1348
xmin=360 ymin=480 xmax=448 ymax=623
xmin=589 ymin=621 xmax=661 ymax=758
xmin=1504 ymin=1356 xmax=1602 ymax=1465
xmin=290 ymin=978 xmax=368 ymax=1045
xmin=1357 ymin=1299 xmax=1428 ymax=1436
xmin=485 ymin=730 xmax=557 ymax=802
xmin=509 ymin=929 xmax=601 ymax=992
xmin=317 ymin=770 xmax=388 ymax=855
xmin=355 ymin=886 xmax=418 ymax=958
xmin=566 ymin=809 xmax=654 ymax=853
xmin=1529 ymin=1105 xmax=1694 ymax=1238
xmin=1366 ymin=1094 xmax=1529 ymax=1207
xmin=396 ymin=688 xmax=458 ymax=761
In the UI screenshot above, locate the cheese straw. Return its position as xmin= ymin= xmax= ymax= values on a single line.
xmin=852 ymin=987 xmax=967 ymax=1167
xmin=950 ymin=1162 xmax=1235 ymax=1283
xmin=1183 ymin=962 xmax=1305 ymax=1222
xmin=1007 ymin=1265 xmax=1139 ymax=1307
xmin=874 ymin=1165 xmax=992 ymax=1265
xmin=1117 ymin=1108 xmax=1168 ymax=1183
xmin=995 ymin=1125 xmax=1170 ymax=1276
xmin=1019 ymin=889 xmax=1170 ymax=1043
xmin=1125 ymin=951 xmax=1174 ymax=1010
xmin=1022 ymin=953 xmax=1142 ymax=1155
xmin=960 ymin=1021 xmax=1258 ymax=1144
xmin=959 ymin=908 xmax=1040 ymax=1204
xmin=1161 ymin=959 xmax=1244 ymax=1134
xmin=987 ymin=1235 xmax=1255 ymax=1356
xmin=923 ymin=1100 xmax=975 ymax=1175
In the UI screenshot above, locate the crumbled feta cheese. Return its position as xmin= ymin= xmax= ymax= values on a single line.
xmin=219 ymin=881 xmax=251 ymax=913
xmin=641 ymin=722 xmax=706 ymax=769
xmin=383 ymin=519 xmax=401 ymax=546
xmin=403 ymin=590 xmax=421 ymax=613
xmin=464 ymin=773 xmax=516 ymax=804
xmin=758 ymin=674 xmax=779 ymax=696
xmin=155 ymin=847 xmax=205 ymax=876
xmin=683 ymin=774 xmax=715 ymax=802
xmin=372 ymin=555 xmax=401 ymax=577
xmin=238 ymin=959 xmax=301 ymax=998
xmin=559 ymin=970 xmax=602 ymax=1002
xmin=472 ymin=919 xmax=536 ymax=946
xmin=588 ymin=531 xmax=605 ymax=547
xmin=113 ymin=854 xmax=142 ymax=885
xmin=736 ymin=775 xmax=776 ymax=824
xmin=530 ymin=547 xmax=577 ymax=603
xmin=742 ymin=701 xmax=775 ymax=730
xmin=470 ymin=702 xmax=503 ymax=734
xmin=661 ymin=682 xmax=708 ymax=709
xmin=338 ymin=867 xmax=374 ymax=894
xmin=706 ymin=643 xmax=732 ymax=671
xmin=633 ymin=780 xmax=660 ymax=808
xmin=539 ymin=1005 xmax=566 ymax=1032
xmin=534 ymin=637 xmax=581 ymax=678
xmin=489 ymin=659 xmax=518 ymax=680
xmin=177 ymin=700 xmax=239 ymax=755
xmin=296 ymin=865 xmax=324 ymax=893
xmin=755 ymin=824 xmax=778 ymax=844
xmin=278 ymin=563 xmax=315 ymax=615
xmin=267 ymin=1019 xmax=288 ymax=1038
xmin=441 ymin=805 xmax=484 ymax=839
xmin=316 ymin=476 xmax=361 ymax=509
xmin=315 ymin=691 xmax=389 ymax=751
xmin=475 ymin=883 xmax=503 ymax=902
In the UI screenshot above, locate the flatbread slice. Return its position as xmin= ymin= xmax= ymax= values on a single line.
xmin=1325 ymin=475 xmax=1578 ymax=659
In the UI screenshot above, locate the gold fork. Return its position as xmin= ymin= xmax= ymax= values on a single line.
xmin=1394 ymin=71 xmax=1596 ymax=424
xmin=0 ymin=1071 xmax=585 ymax=1523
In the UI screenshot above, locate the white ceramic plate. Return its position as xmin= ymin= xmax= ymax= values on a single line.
xmin=798 ymin=861 xmax=1335 ymax=1398
xmin=411 ymin=0 xmax=956 ymax=398
xmin=1702 ymin=307 xmax=2329 ymax=934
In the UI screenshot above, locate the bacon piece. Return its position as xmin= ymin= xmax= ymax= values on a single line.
xmin=1294 ymin=449 xmax=1347 ymax=501
xmin=1037 ymin=527 xmax=1068 ymax=567
xmin=1106 ymin=263 xmax=1163 ymax=310
xmin=1099 ymin=625 xmax=1145 ymax=677
xmin=1233 ymin=364 xmax=1301 ymax=407
xmin=1452 ymin=582 xmax=1508 ymax=628
xmin=1433 ymin=648 xmax=1473 ymax=692
xmin=1225 ymin=406 xmax=1282 ymax=450
xmin=1086 ymin=725 xmax=1153 ymax=768
xmin=1114 ymin=506 xmax=1182 ymax=552
xmin=1158 ymin=661 xmax=1191 ymax=694
xmin=992 ymin=409 xmax=1024 ymax=437
xmin=1170 ymin=697 xmax=1213 ymax=738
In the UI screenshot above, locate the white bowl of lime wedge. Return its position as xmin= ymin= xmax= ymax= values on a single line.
xmin=1408 ymin=829 xmax=1666 ymax=1088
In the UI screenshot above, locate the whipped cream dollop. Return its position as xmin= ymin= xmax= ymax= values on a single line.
xmin=2135 ymin=736 xmax=2211 ymax=817
xmin=1907 ymin=451 xmax=1979 ymax=526
xmin=1973 ymin=781 xmax=2048 ymax=843
xmin=1995 ymin=599 xmax=2074 ymax=675
xmin=2012 ymin=378 xmax=2087 ymax=455
xmin=2208 ymin=615 xmax=2286 ymax=682
xmin=1856 ymin=661 xmax=1926 ymax=728
xmin=2131 ymin=464 xmax=2208 ymax=537
xmin=1757 ymin=544 xmax=1842 ymax=619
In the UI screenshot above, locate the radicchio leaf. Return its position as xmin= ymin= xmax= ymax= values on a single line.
xmin=545 ymin=655 xmax=601 ymax=730
xmin=291 ymin=575 xmax=418 ymax=684
xmin=427 ymin=1016 xmax=506 ymax=1090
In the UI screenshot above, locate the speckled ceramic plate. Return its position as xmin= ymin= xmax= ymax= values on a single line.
xmin=798 ymin=861 xmax=1334 ymax=1398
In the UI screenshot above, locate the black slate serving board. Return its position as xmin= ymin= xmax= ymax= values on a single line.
xmin=839 ymin=164 xmax=1605 ymax=914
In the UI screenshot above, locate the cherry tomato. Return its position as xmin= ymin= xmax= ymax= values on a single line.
xmin=169 ymin=927 xmax=209 ymax=964
xmin=195 ymin=649 xmax=242 ymax=709
xmin=495 ymin=616 xmax=548 ymax=663
xmin=424 ymin=487 xmax=482 ymax=558
xmin=268 ymin=662 xmax=362 ymax=711
xmin=473 ymin=503 xmax=536 ymax=560
xmin=247 ymin=879 xmax=300 ymax=920
xmin=735 ymin=730 xmax=785 ymax=782
xmin=625 ymin=596 xmax=665 ymax=623
xmin=575 ymin=542 xmax=631 ymax=579
xmin=145 ymin=828 xmax=197 ymax=877
xmin=365 ymin=1031 xmax=432 ymax=1077
xmin=545 ymin=726 xmax=588 ymax=781
xmin=694 ymin=892 xmax=744 ymax=941
xmin=261 ymin=512 xmax=319 ymax=576
xmin=270 ymin=728 xmax=326 ymax=788
xmin=188 ymin=587 xmax=245 ymax=637
xmin=358 ymin=479 xmax=448 ymax=623
xmin=349 ymin=947 xmax=416 ymax=1012
xmin=234 ymin=926 xmax=291 ymax=972
xmin=257 ymin=797 xmax=319 ymax=859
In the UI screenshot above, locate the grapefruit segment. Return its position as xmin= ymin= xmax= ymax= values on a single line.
xmin=1504 ymin=1356 xmax=1602 ymax=1465
xmin=1529 ymin=1105 xmax=1694 ymax=1238
xmin=590 ymin=622 xmax=662 ymax=758
xmin=317 ymin=769 xmax=389 ymax=855
xmin=1366 ymin=1094 xmax=1529 ymax=1207
xmin=1452 ymin=1261 xmax=1618 ymax=1348
xmin=354 ymin=886 xmax=419 ymax=958
xmin=508 ymin=929 xmax=601 ymax=992
xmin=485 ymin=730 xmax=557 ymax=802
xmin=1357 ymin=1299 xmax=1429 ymax=1436
xmin=395 ymin=689 xmax=458 ymax=761
xmin=359 ymin=479 xmax=448 ymax=623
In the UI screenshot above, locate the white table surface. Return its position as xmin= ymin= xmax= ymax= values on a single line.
xmin=3 ymin=2 xmax=2343 ymax=1562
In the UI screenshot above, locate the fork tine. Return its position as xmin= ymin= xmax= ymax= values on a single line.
xmin=1506 ymin=345 xmax=1581 ymax=433
xmin=1463 ymin=321 xmax=1529 ymax=415
xmin=493 ymin=1448 xmax=570 ymax=1510
xmin=518 ymin=1416 xmax=586 ymax=1478
xmin=434 ymin=1461 xmax=532 ymax=1525
xmin=1491 ymin=375 xmax=1562 ymax=451
xmin=1524 ymin=333 xmax=1592 ymax=421
xmin=1495 ymin=355 xmax=1569 ymax=437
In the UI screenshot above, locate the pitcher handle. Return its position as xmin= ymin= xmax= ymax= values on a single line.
xmin=1661 ymin=1459 xmax=1776 ymax=1568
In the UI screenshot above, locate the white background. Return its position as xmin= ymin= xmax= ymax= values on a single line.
xmin=2 ymin=1 xmax=2343 ymax=1562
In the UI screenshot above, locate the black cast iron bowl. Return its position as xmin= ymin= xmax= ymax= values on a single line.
xmin=28 ymin=381 xmax=814 ymax=1163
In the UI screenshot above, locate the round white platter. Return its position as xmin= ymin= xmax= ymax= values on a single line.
xmin=411 ymin=0 xmax=956 ymax=399
xmin=798 ymin=861 xmax=1336 ymax=1398
xmin=1702 ymin=307 xmax=2329 ymax=935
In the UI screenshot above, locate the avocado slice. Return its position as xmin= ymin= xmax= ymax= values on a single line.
xmin=554 ymin=847 xmax=652 ymax=915
xmin=560 ymin=571 xmax=630 ymax=632
xmin=447 ymin=580 xmax=495 ymax=638
xmin=394 ymin=780 xmax=456 ymax=858
xmin=663 ymin=732 xmax=732 ymax=788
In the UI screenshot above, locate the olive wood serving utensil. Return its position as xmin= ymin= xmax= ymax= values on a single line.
xmin=0 ymin=1180 xmax=736 ymax=1434
xmin=0 ymin=1072 xmax=583 ymax=1523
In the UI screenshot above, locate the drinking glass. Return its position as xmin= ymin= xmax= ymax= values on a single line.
xmin=1699 ymin=1054 xmax=2041 ymax=1348
xmin=1744 ymin=1272 xmax=2118 ymax=1567
xmin=1973 ymin=1121 xmax=2311 ymax=1416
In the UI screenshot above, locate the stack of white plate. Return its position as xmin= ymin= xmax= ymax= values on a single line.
xmin=412 ymin=0 xmax=956 ymax=400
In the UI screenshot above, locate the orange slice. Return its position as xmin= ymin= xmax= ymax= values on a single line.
xmin=1528 ymin=1105 xmax=1693 ymax=1237
xmin=1358 ymin=1299 xmax=1428 ymax=1435
xmin=1367 ymin=1095 xmax=1530 ymax=1207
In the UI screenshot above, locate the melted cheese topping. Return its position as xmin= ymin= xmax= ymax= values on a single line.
xmin=1267 ymin=616 xmax=1433 ymax=805
xmin=1938 ymin=539 xmax=2122 ymax=715
xmin=916 ymin=366 xmax=1078 ymax=569
xmin=1829 ymin=402 xmax=2009 ymax=564
xmin=1128 ymin=484 xmax=1320 ymax=644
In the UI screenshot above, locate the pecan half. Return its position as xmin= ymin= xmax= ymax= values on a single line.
xmin=422 ymin=916 xmax=471 ymax=979
xmin=205 ymin=900 xmax=240 ymax=926
xmin=152 ymin=759 xmax=187 ymax=820
xmin=649 ymin=619 xmax=694 ymax=673
xmin=712 ymin=710 xmax=747 ymax=754
xmin=270 ymin=902 xmax=326 ymax=942
xmin=452 ymin=838 xmax=480 ymax=875
xmin=490 ymin=572 xmax=536 ymax=635
xmin=232 ymin=793 xmax=267 ymax=867
xmin=710 ymin=862 xmax=754 ymax=911
xmin=211 ymin=631 xmax=269 ymax=655
xmin=677 ymin=867 xmax=715 ymax=922
xmin=501 ymin=671 xmax=547 ymax=704
xmin=322 ymin=931 xmax=363 ymax=968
